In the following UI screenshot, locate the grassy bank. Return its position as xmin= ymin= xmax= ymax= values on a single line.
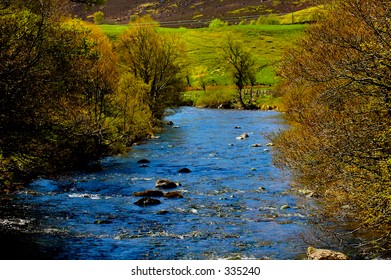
xmin=100 ymin=23 xmax=305 ymax=109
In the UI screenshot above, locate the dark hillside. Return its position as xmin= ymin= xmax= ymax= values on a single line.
xmin=69 ymin=0 xmax=315 ymax=27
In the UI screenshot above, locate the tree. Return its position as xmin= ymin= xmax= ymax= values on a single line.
xmin=116 ymin=16 xmax=186 ymax=119
xmin=113 ymin=73 xmax=153 ymax=142
xmin=273 ymin=0 xmax=390 ymax=258
xmin=221 ymin=35 xmax=257 ymax=108
xmin=0 ymin=3 xmax=118 ymax=187
xmin=93 ymin=11 xmax=104 ymax=24
xmin=193 ymin=65 xmax=210 ymax=94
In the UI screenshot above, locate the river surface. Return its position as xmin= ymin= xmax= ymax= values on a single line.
xmin=0 ymin=107 xmax=311 ymax=260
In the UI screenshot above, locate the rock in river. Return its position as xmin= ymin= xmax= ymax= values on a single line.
xmin=163 ymin=191 xmax=184 ymax=199
xmin=236 ymin=133 xmax=249 ymax=140
xmin=156 ymin=210 xmax=169 ymax=215
xmin=307 ymin=247 xmax=349 ymax=260
xmin=251 ymin=143 xmax=263 ymax=147
xmin=134 ymin=197 xmax=162 ymax=207
xmin=137 ymin=159 xmax=150 ymax=164
xmin=178 ymin=168 xmax=191 ymax=173
xmin=132 ymin=190 xmax=164 ymax=197
xmin=156 ymin=179 xmax=179 ymax=189
xmin=94 ymin=220 xmax=113 ymax=224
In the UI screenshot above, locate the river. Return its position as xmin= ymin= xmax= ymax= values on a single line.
xmin=0 ymin=107 xmax=311 ymax=260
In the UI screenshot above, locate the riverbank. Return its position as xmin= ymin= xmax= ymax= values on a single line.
xmin=181 ymin=86 xmax=283 ymax=111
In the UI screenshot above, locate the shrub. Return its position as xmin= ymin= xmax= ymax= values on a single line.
xmin=209 ymin=18 xmax=228 ymax=28
xmin=93 ymin=11 xmax=105 ymax=25
xmin=274 ymin=0 xmax=390 ymax=258
xmin=257 ymin=14 xmax=280 ymax=25
xmin=194 ymin=89 xmax=235 ymax=108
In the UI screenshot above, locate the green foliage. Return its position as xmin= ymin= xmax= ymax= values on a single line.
xmin=116 ymin=16 xmax=186 ymax=119
xmin=0 ymin=8 xmax=120 ymax=182
xmin=194 ymin=88 xmax=236 ymax=108
xmin=257 ymin=14 xmax=280 ymax=25
xmin=208 ymin=18 xmax=228 ymax=28
xmin=113 ymin=73 xmax=153 ymax=142
xmin=129 ymin=15 xmax=138 ymax=23
xmin=0 ymin=2 xmax=152 ymax=189
xmin=99 ymin=24 xmax=129 ymax=40
xmin=274 ymin=0 xmax=391 ymax=258
xmin=220 ymin=34 xmax=258 ymax=108
xmin=93 ymin=11 xmax=105 ymax=24
xmin=238 ymin=19 xmax=247 ymax=25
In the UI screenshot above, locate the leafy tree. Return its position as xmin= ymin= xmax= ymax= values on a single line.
xmin=193 ymin=66 xmax=210 ymax=93
xmin=116 ymin=16 xmax=186 ymax=119
xmin=221 ymin=35 xmax=257 ymax=108
xmin=113 ymin=73 xmax=153 ymax=142
xmin=0 ymin=3 xmax=118 ymax=187
xmin=273 ymin=0 xmax=390 ymax=258
xmin=93 ymin=11 xmax=104 ymax=24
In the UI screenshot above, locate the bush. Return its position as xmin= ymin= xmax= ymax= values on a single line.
xmin=257 ymin=14 xmax=280 ymax=25
xmin=274 ymin=0 xmax=390 ymax=258
xmin=209 ymin=18 xmax=228 ymax=28
xmin=194 ymin=89 xmax=235 ymax=108
xmin=0 ymin=6 xmax=119 ymax=185
xmin=93 ymin=11 xmax=105 ymax=24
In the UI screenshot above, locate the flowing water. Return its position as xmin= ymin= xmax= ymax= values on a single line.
xmin=0 ymin=107 xmax=311 ymax=260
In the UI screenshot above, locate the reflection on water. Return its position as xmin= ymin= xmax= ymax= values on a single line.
xmin=0 ymin=107 xmax=311 ymax=260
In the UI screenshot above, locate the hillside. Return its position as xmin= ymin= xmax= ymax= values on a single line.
xmin=69 ymin=0 xmax=315 ymax=27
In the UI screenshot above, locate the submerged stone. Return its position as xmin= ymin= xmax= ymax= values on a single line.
xmin=134 ymin=197 xmax=162 ymax=207
xmin=137 ymin=159 xmax=150 ymax=164
xmin=132 ymin=190 xmax=164 ymax=197
xmin=163 ymin=191 xmax=184 ymax=199
xmin=94 ymin=220 xmax=112 ymax=225
xmin=251 ymin=143 xmax=263 ymax=147
xmin=156 ymin=210 xmax=170 ymax=215
xmin=178 ymin=168 xmax=191 ymax=173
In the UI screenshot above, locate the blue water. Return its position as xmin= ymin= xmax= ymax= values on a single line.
xmin=1 ymin=107 xmax=310 ymax=260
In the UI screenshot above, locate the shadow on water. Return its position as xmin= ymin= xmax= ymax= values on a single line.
xmin=0 ymin=198 xmax=66 ymax=259
xmin=1 ymin=107 xmax=313 ymax=260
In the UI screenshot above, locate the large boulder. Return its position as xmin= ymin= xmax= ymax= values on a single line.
xmin=156 ymin=179 xmax=179 ymax=189
xmin=134 ymin=197 xmax=162 ymax=207
xmin=307 ymin=247 xmax=349 ymax=260
xmin=132 ymin=190 xmax=164 ymax=197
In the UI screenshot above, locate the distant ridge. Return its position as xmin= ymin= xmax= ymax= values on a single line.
xmin=69 ymin=0 xmax=314 ymax=27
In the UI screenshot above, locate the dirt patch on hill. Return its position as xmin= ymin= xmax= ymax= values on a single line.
xmin=69 ymin=0 xmax=314 ymax=27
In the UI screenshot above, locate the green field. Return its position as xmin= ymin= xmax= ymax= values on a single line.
xmin=100 ymin=23 xmax=305 ymax=109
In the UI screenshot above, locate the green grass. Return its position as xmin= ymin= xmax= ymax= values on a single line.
xmin=279 ymin=5 xmax=324 ymax=24
xmin=99 ymin=22 xmax=305 ymax=109
xmin=99 ymin=24 xmax=129 ymax=40
xmin=175 ymin=24 xmax=305 ymax=88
